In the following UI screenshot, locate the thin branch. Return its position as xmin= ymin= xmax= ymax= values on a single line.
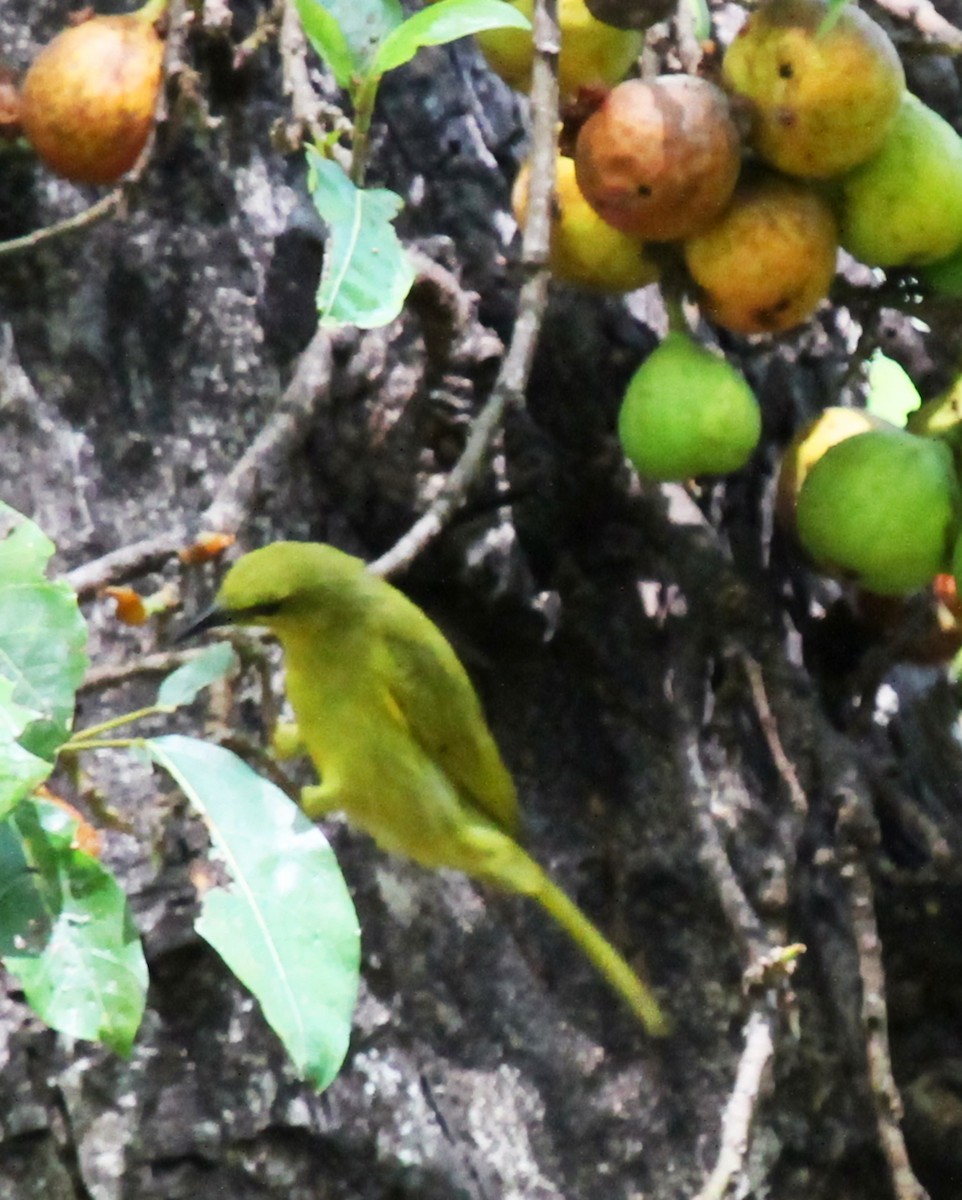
xmin=201 ymin=325 xmax=335 ymax=533
xmin=693 ymin=1007 xmax=776 ymax=1200
xmin=874 ymin=0 xmax=962 ymax=51
xmin=838 ymin=791 xmax=932 ymax=1200
xmin=368 ymin=0 xmax=560 ymax=577
xmin=67 ymin=326 xmax=337 ymax=598
xmin=79 ymin=647 xmax=208 ymax=693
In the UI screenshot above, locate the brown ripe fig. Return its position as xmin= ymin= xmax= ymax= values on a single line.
xmin=21 ymin=3 xmax=165 ymax=185
xmin=683 ymin=172 xmax=838 ymax=335
xmin=574 ymin=75 xmax=742 ymax=241
xmin=775 ymin=406 xmax=892 ymax=530
xmin=722 ymin=0 xmax=904 ymax=179
xmin=512 ymin=155 xmax=659 ymax=292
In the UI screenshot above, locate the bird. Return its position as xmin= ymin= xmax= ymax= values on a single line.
xmin=187 ymin=541 xmax=668 ymax=1035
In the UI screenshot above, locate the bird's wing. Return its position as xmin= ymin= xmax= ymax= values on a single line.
xmin=373 ymin=602 xmax=521 ymax=839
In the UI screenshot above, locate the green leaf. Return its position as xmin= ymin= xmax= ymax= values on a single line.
xmin=0 ymin=678 xmax=52 ymax=819
xmin=293 ymin=0 xmax=359 ymax=88
xmin=0 ymin=503 xmax=88 ymax=763
xmin=147 ymin=735 xmax=360 ymax=1092
xmin=0 ymin=798 xmax=147 ymax=1056
xmin=157 ymin=643 xmax=239 ymax=711
xmin=294 ymin=0 xmax=403 ymax=87
xmin=817 ymin=0 xmax=848 ymax=35
xmin=866 ymin=350 xmax=921 ymax=428
xmin=373 ymin=0 xmax=530 ymax=75
xmin=307 ymin=150 xmax=415 ymax=329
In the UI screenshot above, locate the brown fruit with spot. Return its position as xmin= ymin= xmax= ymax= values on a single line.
xmin=683 ymin=172 xmax=838 ymax=335
xmin=21 ymin=7 xmax=164 ymax=185
xmin=574 ymin=75 xmax=742 ymax=241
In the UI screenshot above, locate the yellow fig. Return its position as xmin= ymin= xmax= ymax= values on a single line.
xmin=475 ymin=0 xmax=642 ymax=101
xmin=683 ymin=172 xmax=838 ymax=335
xmin=618 ymin=333 xmax=761 ymax=480
xmin=722 ymin=0 xmax=904 ymax=179
xmin=513 ymin=155 xmax=659 ymax=292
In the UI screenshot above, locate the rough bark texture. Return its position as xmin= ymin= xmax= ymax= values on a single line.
xmin=3 ymin=2 xmax=962 ymax=1199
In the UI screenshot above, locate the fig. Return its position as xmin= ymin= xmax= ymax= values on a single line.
xmin=512 ymin=154 xmax=660 ymax=292
xmin=722 ymin=0 xmax=904 ymax=179
xmin=837 ymin=94 xmax=962 ymax=268
xmin=21 ymin=3 xmax=165 ymax=185
xmin=476 ymin=0 xmax=642 ymax=101
xmin=574 ymin=75 xmax=742 ymax=241
xmin=796 ymin=427 xmax=960 ymax=595
xmin=775 ymin=406 xmax=893 ymax=529
xmin=617 ymin=332 xmax=761 ymax=480
xmin=683 ymin=172 xmax=838 ymax=335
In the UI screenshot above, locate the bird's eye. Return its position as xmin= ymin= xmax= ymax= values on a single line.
xmin=241 ymin=600 xmax=284 ymax=618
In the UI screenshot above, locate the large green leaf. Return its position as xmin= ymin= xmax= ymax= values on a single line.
xmin=373 ymin=0 xmax=530 ymax=75
xmin=294 ymin=0 xmax=403 ymax=88
xmin=307 ymin=150 xmax=415 ymax=329
xmin=147 ymin=735 xmax=360 ymax=1092
xmin=0 ymin=798 xmax=147 ymax=1056
xmin=866 ymin=350 xmax=921 ymax=428
xmin=0 ymin=504 xmax=88 ymax=763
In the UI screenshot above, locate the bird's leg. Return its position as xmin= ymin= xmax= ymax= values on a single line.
xmin=271 ymin=720 xmax=305 ymax=760
xmin=300 ymin=781 xmax=341 ymax=818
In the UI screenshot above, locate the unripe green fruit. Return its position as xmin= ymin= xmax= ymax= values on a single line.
xmin=617 ymin=333 xmax=762 ymax=480
xmin=796 ymin=428 xmax=960 ymax=595
xmin=838 ymin=94 xmax=962 ymax=267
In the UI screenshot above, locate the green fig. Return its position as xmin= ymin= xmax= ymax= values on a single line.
xmin=775 ymin=406 xmax=892 ymax=529
xmin=796 ymin=428 xmax=960 ymax=594
xmin=618 ymin=333 xmax=762 ymax=480
xmin=838 ymin=94 xmax=962 ymax=267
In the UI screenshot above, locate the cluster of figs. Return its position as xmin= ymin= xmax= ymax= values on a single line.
xmin=8 ymin=0 xmax=962 ymax=610
xmin=492 ymin=0 xmax=962 ymax=606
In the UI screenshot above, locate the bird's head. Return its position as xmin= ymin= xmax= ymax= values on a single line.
xmin=181 ymin=541 xmax=370 ymax=638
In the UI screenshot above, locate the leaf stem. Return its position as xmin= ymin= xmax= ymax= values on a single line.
xmin=349 ymin=72 xmax=381 ymax=186
xmin=63 ymin=705 xmax=171 ymax=748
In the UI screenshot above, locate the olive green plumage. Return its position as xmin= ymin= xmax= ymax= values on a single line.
xmin=209 ymin=541 xmax=667 ymax=1035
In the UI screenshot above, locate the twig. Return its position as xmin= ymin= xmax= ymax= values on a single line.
xmin=873 ymin=0 xmax=962 ymax=51
xmin=693 ymin=1007 xmax=776 ymax=1200
xmin=741 ymin=656 xmax=808 ymax=821
xmin=201 ymin=325 xmax=336 ymax=533
xmin=0 ymin=189 xmax=128 ymax=260
xmin=838 ymin=791 xmax=931 ymax=1200
xmin=678 ymin=731 xmax=769 ymax=962
xmin=67 ymin=326 xmax=337 ymax=597
xmin=79 ymin=647 xmax=207 ymax=693
xmin=368 ymin=0 xmax=559 ymax=578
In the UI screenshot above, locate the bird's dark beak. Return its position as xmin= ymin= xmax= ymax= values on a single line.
xmin=176 ymin=605 xmax=233 ymax=643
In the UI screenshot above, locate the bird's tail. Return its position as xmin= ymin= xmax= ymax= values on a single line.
xmin=516 ymin=854 xmax=671 ymax=1036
